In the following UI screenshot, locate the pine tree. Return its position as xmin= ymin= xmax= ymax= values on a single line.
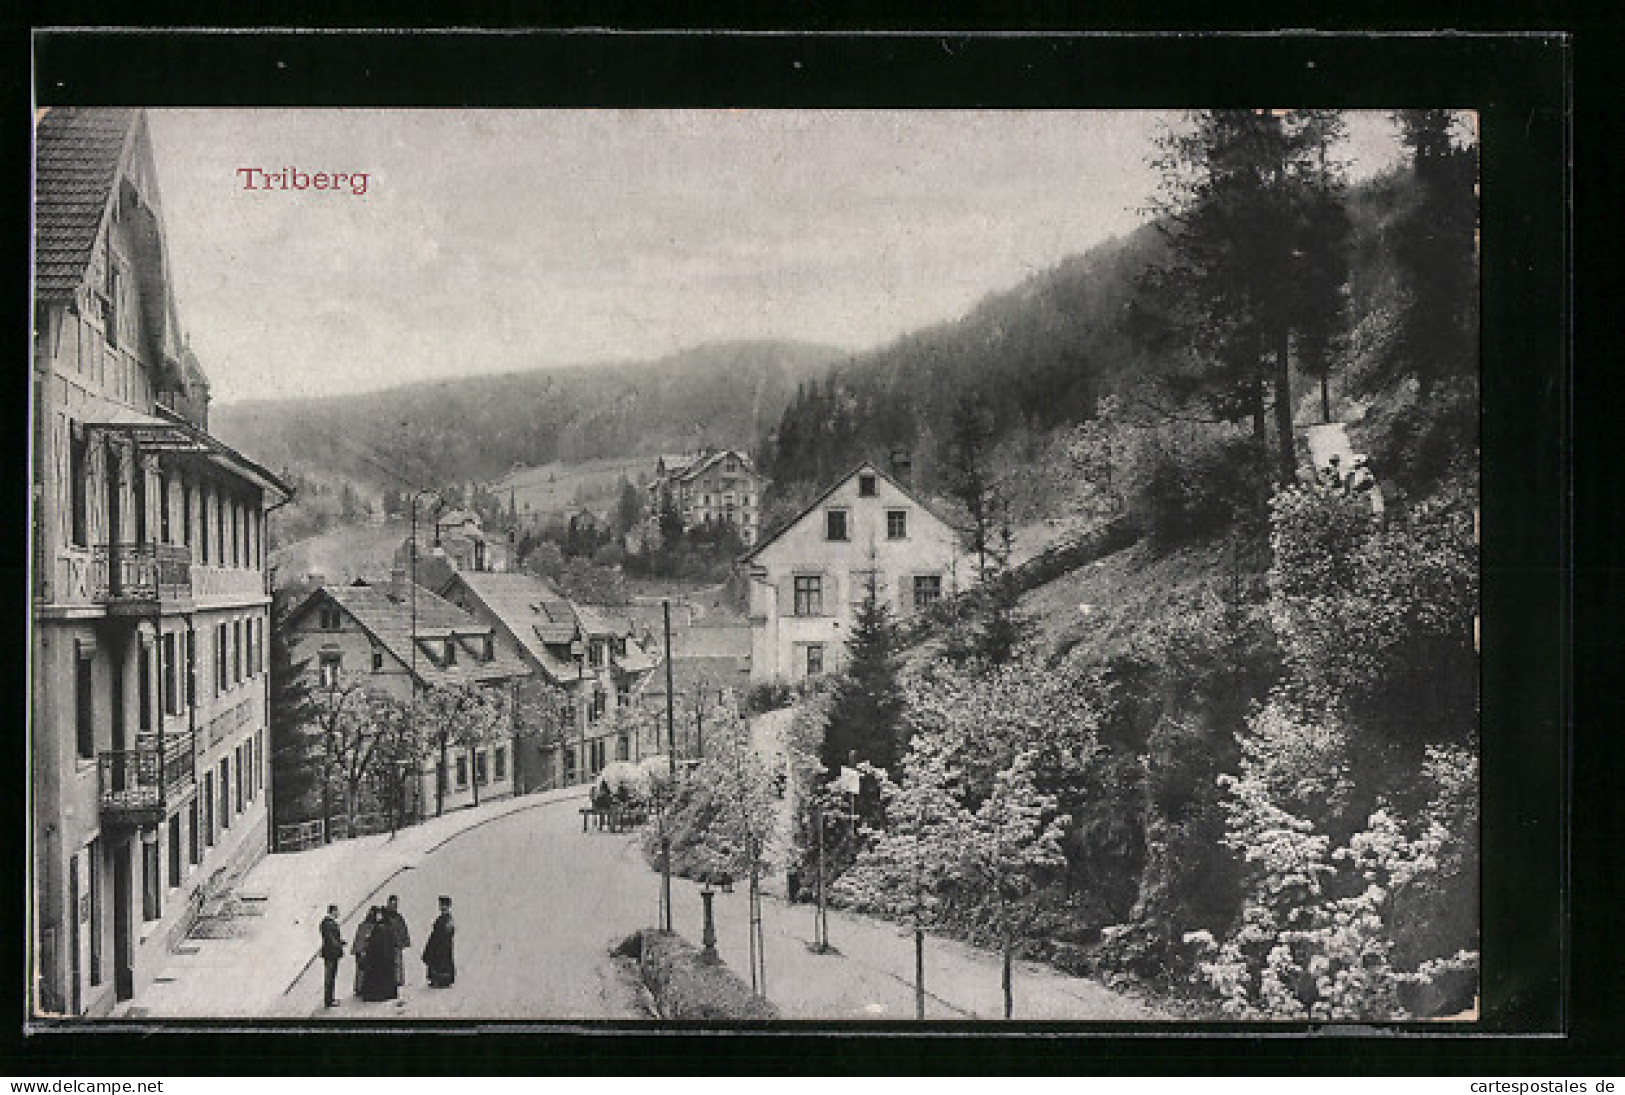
xmin=820 ymin=574 xmax=907 ymax=820
xmin=1387 ymin=110 xmax=1478 ymax=397
xmin=1140 ymin=109 xmax=1353 ymax=484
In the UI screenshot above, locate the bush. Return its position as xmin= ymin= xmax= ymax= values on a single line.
xmin=618 ymin=929 xmax=778 ymax=1020
xmin=1132 ymin=432 xmax=1270 ymax=550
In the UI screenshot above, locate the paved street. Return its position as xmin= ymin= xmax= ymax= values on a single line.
xmin=136 ymin=791 xmax=1158 ymax=1022
xmin=290 ymin=799 xmax=650 ymax=1021
xmin=287 ymin=796 xmax=1161 ymax=1022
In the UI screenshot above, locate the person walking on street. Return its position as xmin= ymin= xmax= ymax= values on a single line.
xmin=352 ymin=906 xmax=381 ymax=996
xmin=319 ymin=905 xmax=345 ymax=1008
xmin=383 ymin=895 xmax=412 ymax=988
xmin=422 ymin=895 xmax=456 ymax=988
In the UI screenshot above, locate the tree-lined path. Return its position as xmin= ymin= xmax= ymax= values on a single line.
xmin=273 ymin=794 xmax=1159 ymax=1021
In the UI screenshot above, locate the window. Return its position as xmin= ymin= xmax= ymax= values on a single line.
xmin=234 ymin=746 xmax=244 ymax=812
xmin=319 ymin=652 xmax=342 ymax=688
xmin=203 ymin=773 xmax=215 ymax=847
xmin=181 ymin=480 xmax=191 ymax=547
xmin=185 ymin=630 xmax=196 ymax=708
xmin=138 ymin=642 xmax=152 ymax=731
xmin=141 ymin=837 xmax=160 ymax=922
xmin=216 ymin=492 xmax=225 ymax=564
xmin=475 ymin=751 xmax=488 ymax=786
xmin=887 ymin=509 xmax=908 ymax=540
xmin=589 ymin=738 xmax=606 ymax=775
xmin=825 ymin=509 xmax=849 ymax=541
xmin=87 ymin=840 xmax=101 ymax=986
xmin=159 ymin=473 xmax=170 ymax=543
xmin=219 ymin=758 xmax=231 ymax=828
xmin=69 ymin=429 xmax=88 ymax=548
xmin=255 ymin=619 xmax=264 ymax=675
xmin=319 ymin=606 xmax=341 ymax=631
xmin=372 ymin=647 xmax=384 ymax=672
xmin=256 ymin=730 xmax=265 ymax=792
xmin=162 ymin=632 xmax=178 ymax=715
xmin=913 ymin=574 xmax=943 ymax=610
xmin=482 ymin=635 xmax=493 ymax=661
xmin=443 ymin=639 xmax=457 ymax=667
xmin=233 ymin=620 xmax=243 ymax=684
xmin=793 ymin=575 xmax=823 ymax=617
xmin=494 ymin=746 xmax=507 ymax=781
xmin=167 ymin=815 xmax=182 ymax=889
xmin=455 ymin=755 xmax=468 ymax=789
xmin=104 ymin=260 xmax=123 ymax=348
xmin=199 ymin=490 xmax=209 ymax=564
xmin=858 ymin=473 xmax=877 ymax=497
xmin=805 ymin=644 xmax=825 ymax=676
xmin=75 ymin=647 xmax=95 ymax=760
xmin=590 ymin=689 xmax=606 ymax=723
xmin=216 ymin=623 xmax=228 ymax=694
xmin=188 ymin=799 xmax=200 ymax=865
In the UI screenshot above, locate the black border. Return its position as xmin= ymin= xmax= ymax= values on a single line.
xmin=12 ymin=25 xmax=1590 ymax=1076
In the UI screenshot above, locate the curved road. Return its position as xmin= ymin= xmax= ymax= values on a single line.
xmin=294 ymin=800 xmax=650 ymax=1020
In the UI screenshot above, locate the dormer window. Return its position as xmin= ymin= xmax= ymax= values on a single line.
xmin=482 ymin=635 xmax=493 ymax=661
xmin=858 ymin=472 xmax=878 ymax=497
xmin=443 ymin=639 xmax=457 ymax=667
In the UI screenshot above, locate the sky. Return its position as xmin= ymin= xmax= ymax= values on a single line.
xmin=144 ymin=110 xmax=1409 ymax=405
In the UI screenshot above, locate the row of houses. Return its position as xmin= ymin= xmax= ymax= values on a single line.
xmin=27 ymin=108 xmax=975 ymax=1021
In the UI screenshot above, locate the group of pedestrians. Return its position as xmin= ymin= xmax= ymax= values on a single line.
xmin=319 ymin=894 xmax=457 ymax=1008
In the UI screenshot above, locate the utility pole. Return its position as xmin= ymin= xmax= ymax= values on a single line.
xmin=661 ymin=600 xmax=677 ymax=933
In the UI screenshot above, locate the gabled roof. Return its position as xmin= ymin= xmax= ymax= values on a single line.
xmin=436 ymin=570 xmax=582 ymax=681
xmin=34 ymin=108 xmax=136 ymax=302
xmin=739 ymin=460 xmax=956 ymax=564
xmin=673 ymin=449 xmax=755 ymax=483
xmin=290 ymin=581 xmax=526 ymax=688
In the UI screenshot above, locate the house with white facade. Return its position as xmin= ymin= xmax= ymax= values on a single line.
xmin=30 ymin=108 xmax=290 ymax=1016
xmin=740 ymin=461 xmax=969 ymax=683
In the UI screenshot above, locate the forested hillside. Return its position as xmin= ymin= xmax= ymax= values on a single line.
xmin=754 ymin=110 xmax=1482 ymax=1022
xmin=212 ymin=339 xmax=842 ymax=492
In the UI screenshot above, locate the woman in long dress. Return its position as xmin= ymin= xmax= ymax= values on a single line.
xmin=360 ymin=911 xmax=399 ymax=1002
xmin=422 ymin=896 xmax=456 ymax=988
xmin=351 ymin=907 xmax=380 ymax=996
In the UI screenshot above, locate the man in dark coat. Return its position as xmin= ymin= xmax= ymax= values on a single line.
xmin=422 ymin=895 xmax=456 ymax=988
xmin=383 ymin=895 xmax=412 ymax=987
xmin=319 ymin=904 xmax=345 ymax=1007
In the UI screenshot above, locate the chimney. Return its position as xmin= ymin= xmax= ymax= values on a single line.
xmin=390 ymin=564 xmax=408 ymax=601
xmin=889 ymin=449 xmax=913 ymax=487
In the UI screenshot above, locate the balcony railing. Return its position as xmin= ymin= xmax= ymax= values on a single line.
xmin=99 ymin=731 xmax=196 ymax=826
xmin=91 ymin=542 xmax=192 ymax=604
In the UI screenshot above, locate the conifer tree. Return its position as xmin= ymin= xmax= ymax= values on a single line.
xmin=820 ymin=572 xmax=907 ymax=820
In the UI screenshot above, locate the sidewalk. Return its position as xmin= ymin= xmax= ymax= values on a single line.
xmin=122 ymin=786 xmax=586 ymax=1018
xmin=656 ymin=852 xmax=1165 ymax=1021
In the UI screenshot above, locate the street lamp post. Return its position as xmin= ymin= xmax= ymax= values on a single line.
xmin=407 ymin=488 xmax=439 ymax=815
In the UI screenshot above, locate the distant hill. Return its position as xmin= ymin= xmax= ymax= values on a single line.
xmin=211 ymin=339 xmax=844 ymax=493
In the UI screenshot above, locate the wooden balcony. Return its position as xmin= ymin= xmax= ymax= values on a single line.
xmin=98 ymin=731 xmax=196 ymax=827
xmin=91 ymin=542 xmax=192 ymax=606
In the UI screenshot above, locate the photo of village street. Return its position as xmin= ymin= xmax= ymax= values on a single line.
xmin=29 ymin=107 xmax=1480 ymax=1024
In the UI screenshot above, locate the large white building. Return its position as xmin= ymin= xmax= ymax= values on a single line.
xmin=30 ymin=109 xmax=290 ymax=1017
xmin=741 ymin=462 xmax=969 ymax=682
